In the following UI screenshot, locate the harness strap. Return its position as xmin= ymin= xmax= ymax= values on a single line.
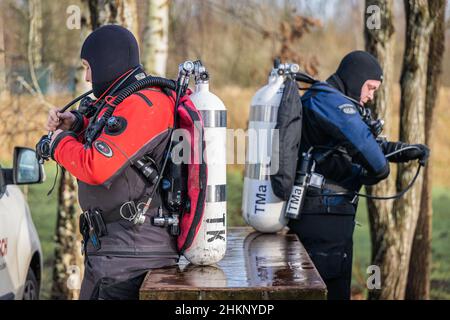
xmin=100 ymin=193 xmax=163 ymax=225
xmin=302 ymin=182 xmax=356 ymax=215
xmin=301 ymin=197 xmax=356 ymax=215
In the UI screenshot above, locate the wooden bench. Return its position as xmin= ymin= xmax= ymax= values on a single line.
xmin=140 ymin=227 xmax=326 ymax=300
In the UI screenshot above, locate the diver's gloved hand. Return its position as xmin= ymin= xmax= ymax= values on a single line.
xmin=415 ymin=144 xmax=430 ymax=166
xmin=380 ymin=141 xmax=430 ymax=165
xmin=366 ymin=118 xmax=384 ymax=137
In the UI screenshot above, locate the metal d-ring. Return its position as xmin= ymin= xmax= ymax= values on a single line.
xmin=119 ymin=201 xmax=138 ymax=221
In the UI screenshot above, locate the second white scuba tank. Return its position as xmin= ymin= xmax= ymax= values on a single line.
xmin=242 ymin=62 xmax=300 ymax=233
xmin=184 ymin=61 xmax=227 ymax=265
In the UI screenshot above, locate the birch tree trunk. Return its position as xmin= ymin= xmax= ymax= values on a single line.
xmin=27 ymin=0 xmax=44 ymax=99
xmin=368 ymin=0 xmax=433 ymax=300
xmin=142 ymin=0 xmax=169 ymax=76
xmin=0 ymin=1 xmax=6 ymax=97
xmin=364 ymin=3 xmax=396 ymax=300
xmin=406 ymin=0 xmax=446 ymax=300
xmin=28 ymin=0 xmax=43 ymax=68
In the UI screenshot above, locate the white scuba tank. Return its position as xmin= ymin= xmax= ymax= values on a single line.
xmin=242 ymin=63 xmax=299 ymax=233
xmin=184 ymin=63 xmax=227 ymax=265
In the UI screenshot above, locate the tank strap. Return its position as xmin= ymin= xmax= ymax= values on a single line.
xmin=301 ymin=185 xmax=355 ymax=215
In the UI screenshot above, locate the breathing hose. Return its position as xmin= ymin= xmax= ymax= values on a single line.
xmin=309 ymin=145 xmax=424 ymax=201
xmin=85 ymin=76 xmax=177 ymax=146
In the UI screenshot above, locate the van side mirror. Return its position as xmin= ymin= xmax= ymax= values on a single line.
xmin=13 ymin=147 xmax=44 ymax=185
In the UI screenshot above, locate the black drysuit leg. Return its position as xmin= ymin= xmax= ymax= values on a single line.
xmin=79 ymin=255 xmax=177 ymax=300
xmin=289 ymin=213 xmax=356 ymax=300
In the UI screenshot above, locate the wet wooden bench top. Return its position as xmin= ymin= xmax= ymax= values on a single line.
xmin=140 ymin=227 xmax=326 ymax=300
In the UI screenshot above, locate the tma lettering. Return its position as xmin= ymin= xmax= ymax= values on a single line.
xmin=254 ymin=185 xmax=267 ymax=214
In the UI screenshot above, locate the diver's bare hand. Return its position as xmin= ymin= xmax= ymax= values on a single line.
xmin=45 ymin=108 xmax=76 ymax=131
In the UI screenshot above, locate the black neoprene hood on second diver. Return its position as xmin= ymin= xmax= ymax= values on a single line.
xmin=80 ymin=24 xmax=141 ymax=98
xmin=327 ymin=50 xmax=383 ymax=101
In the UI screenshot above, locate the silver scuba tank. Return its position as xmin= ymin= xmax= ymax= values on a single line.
xmin=242 ymin=62 xmax=300 ymax=233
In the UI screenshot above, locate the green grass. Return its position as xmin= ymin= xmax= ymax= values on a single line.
xmin=426 ymin=188 xmax=450 ymax=299
xmin=351 ymin=187 xmax=450 ymax=299
xmin=25 ymin=162 xmax=60 ymax=299
xmin=23 ymin=166 xmax=449 ymax=300
xmin=227 ymin=167 xmax=246 ymax=227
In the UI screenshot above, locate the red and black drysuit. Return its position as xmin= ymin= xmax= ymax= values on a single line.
xmin=51 ymin=87 xmax=179 ymax=299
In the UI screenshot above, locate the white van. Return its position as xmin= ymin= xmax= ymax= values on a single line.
xmin=0 ymin=147 xmax=44 ymax=300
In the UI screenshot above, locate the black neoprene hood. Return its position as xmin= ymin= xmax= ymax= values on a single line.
xmin=330 ymin=50 xmax=383 ymax=101
xmin=81 ymin=24 xmax=141 ymax=98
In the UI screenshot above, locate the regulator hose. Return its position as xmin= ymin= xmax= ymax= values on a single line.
xmin=308 ymin=145 xmax=425 ymax=201
xmin=111 ymin=76 xmax=176 ymax=107
xmin=101 ymin=76 xmax=176 ymax=123
xmin=59 ymin=90 xmax=93 ymax=113
xmin=294 ymin=72 xmax=317 ymax=84
xmin=85 ymin=76 xmax=177 ymax=146
xmin=318 ymin=165 xmax=422 ymax=201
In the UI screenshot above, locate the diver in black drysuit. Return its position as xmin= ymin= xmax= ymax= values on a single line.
xmin=288 ymin=51 xmax=430 ymax=300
